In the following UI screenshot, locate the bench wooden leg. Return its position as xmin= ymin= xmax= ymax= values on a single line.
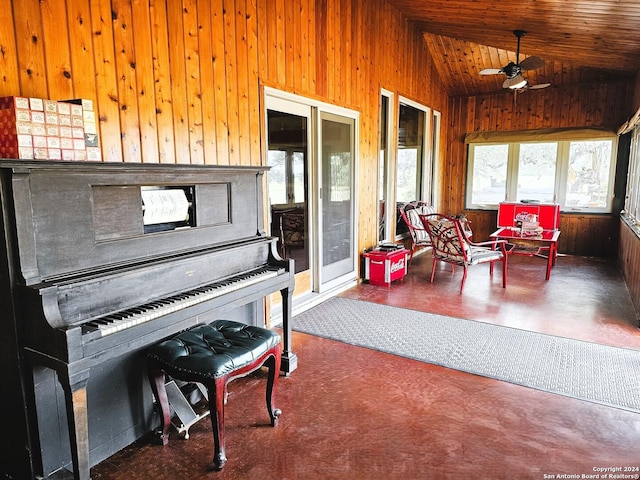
xmin=265 ymin=347 xmax=282 ymax=427
xmin=207 ymin=376 xmax=228 ymax=471
xmin=148 ymin=365 xmax=170 ymax=445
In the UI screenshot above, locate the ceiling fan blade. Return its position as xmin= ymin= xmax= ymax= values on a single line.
xmin=479 ymin=68 xmax=503 ymax=75
xmin=519 ymin=56 xmax=545 ymax=71
xmin=528 ymin=83 xmax=551 ymax=90
xmin=503 ymin=73 xmax=527 ymax=89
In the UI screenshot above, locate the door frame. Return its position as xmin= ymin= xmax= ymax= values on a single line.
xmin=263 ymin=87 xmax=360 ymax=298
xmin=378 ymin=88 xmax=396 ymax=241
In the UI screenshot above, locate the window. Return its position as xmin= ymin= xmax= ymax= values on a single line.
xmin=378 ymin=90 xmax=394 ymax=242
xmin=266 ymin=150 xmax=287 ymax=204
xmin=468 ymin=144 xmax=509 ymax=205
xmin=517 ymin=143 xmax=557 ymax=203
xmin=467 ymin=137 xmax=617 ymax=213
xmin=396 ymin=102 xmax=426 ymax=203
xmin=395 ymin=98 xmax=436 ymax=239
xmin=396 ymin=147 xmax=421 ymax=202
xmin=623 ymin=127 xmax=640 ymax=223
xmin=565 ymin=140 xmax=612 ymax=209
xmin=328 ymin=152 xmax=351 ymax=202
xmin=266 ymin=109 xmax=307 ymax=207
xmin=267 ymin=148 xmax=306 ymax=206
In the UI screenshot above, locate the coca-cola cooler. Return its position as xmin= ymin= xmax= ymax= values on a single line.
xmin=498 ymin=202 xmax=561 ymax=231
xmin=363 ymin=248 xmax=408 ymax=287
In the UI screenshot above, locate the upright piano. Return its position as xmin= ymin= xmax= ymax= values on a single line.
xmin=0 ymin=160 xmax=297 ymax=480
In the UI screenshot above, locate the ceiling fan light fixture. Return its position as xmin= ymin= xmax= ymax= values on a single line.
xmin=509 ymin=78 xmax=528 ymax=89
xmin=504 ymin=73 xmax=527 ymax=89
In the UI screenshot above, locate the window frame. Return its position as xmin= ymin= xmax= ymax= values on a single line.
xmin=396 ymin=97 xmax=433 ymax=204
xmin=466 ymin=136 xmax=618 ymax=213
xmin=623 ymin=126 xmax=640 ymax=224
xmin=394 ymin=96 xmax=438 ymax=241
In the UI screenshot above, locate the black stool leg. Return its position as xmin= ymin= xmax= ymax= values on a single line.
xmin=265 ymin=348 xmax=282 ymax=427
xmin=206 ymin=376 xmax=228 ymax=471
xmin=148 ymin=364 xmax=171 ymax=445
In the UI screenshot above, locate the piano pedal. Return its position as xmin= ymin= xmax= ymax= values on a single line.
xmin=164 ymin=380 xmax=210 ymax=439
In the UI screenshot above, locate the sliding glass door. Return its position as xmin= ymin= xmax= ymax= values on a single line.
xmin=264 ymin=88 xmax=359 ymax=296
xmin=318 ymin=112 xmax=356 ymax=287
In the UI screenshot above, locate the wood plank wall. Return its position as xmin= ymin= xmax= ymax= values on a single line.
xmin=0 ymin=0 xmax=447 ymax=255
xmin=1 ymin=0 xmax=636 ymax=259
xmin=618 ymin=73 xmax=640 ymax=317
xmin=444 ymin=81 xmax=633 ymax=257
xmin=619 ymin=219 xmax=640 ymax=322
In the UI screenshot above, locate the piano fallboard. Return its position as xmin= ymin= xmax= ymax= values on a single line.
xmin=25 ymin=259 xmax=291 ymax=369
xmin=34 ymin=236 xmax=279 ymax=329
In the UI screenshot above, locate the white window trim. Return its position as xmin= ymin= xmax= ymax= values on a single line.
xmin=397 ymin=96 xmax=432 ymax=203
xmin=622 ymin=126 xmax=640 ymax=226
xmin=431 ymin=110 xmax=442 ymax=208
xmin=379 ymin=88 xmax=395 ymax=242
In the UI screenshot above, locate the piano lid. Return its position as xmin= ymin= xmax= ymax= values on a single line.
xmin=0 ymin=160 xmax=270 ymax=285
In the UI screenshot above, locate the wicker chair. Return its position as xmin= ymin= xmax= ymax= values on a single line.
xmin=399 ymin=201 xmax=436 ymax=264
xmin=420 ymin=213 xmax=508 ymax=293
xmin=277 ymin=207 xmax=306 ymax=258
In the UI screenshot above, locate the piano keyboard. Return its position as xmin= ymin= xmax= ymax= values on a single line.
xmin=81 ymin=267 xmax=282 ymax=338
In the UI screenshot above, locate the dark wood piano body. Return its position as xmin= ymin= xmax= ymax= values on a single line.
xmin=0 ymin=160 xmax=296 ymax=480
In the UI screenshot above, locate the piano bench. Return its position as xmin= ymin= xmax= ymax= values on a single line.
xmin=147 ymin=320 xmax=282 ymax=471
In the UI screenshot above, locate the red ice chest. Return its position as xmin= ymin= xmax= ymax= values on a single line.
xmin=363 ymin=248 xmax=408 ymax=287
xmin=497 ymin=202 xmax=561 ymax=231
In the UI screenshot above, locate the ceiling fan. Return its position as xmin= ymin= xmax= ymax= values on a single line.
xmin=480 ymin=30 xmax=550 ymax=91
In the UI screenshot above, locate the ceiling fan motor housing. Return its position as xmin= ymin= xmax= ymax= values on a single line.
xmin=502 ymin=62 xmax=521 ymax=78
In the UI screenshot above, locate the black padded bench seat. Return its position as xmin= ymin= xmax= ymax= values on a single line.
xmin=147 ymin=320 xmax=282 ymax=470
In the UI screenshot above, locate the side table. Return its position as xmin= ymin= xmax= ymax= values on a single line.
xmin=490 ymin=227 xmax=560 ymax=280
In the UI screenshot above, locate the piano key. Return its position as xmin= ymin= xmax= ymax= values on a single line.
xmin=83 ymin=267 xmax=281 ymax=338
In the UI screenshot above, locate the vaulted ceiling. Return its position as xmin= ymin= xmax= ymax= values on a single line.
xmin=386 ymin=0 xmax=640 ymax=96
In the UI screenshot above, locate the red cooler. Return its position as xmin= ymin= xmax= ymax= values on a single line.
xmin=363 ymin=248 xmax=409 ymax=287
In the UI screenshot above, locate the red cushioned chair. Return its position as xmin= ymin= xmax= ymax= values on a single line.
xmin=420 ymin=213 xmax=508 ymax=293
xmin=399 ymin=201 xmax=436 ymax=264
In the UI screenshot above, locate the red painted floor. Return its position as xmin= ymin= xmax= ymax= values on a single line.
xmin=91 ymin=254 xmax=640 ymax=480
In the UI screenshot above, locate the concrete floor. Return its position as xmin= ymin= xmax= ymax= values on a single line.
xmin=91 ymin=254 xmax=640 ymax=479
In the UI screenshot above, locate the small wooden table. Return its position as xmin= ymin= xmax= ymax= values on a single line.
xmin=490 ymin=227 xmax=561 ymax=280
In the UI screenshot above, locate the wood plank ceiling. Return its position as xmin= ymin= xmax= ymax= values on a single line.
xmin=386 ymin=0 xmax=640 ymax=96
